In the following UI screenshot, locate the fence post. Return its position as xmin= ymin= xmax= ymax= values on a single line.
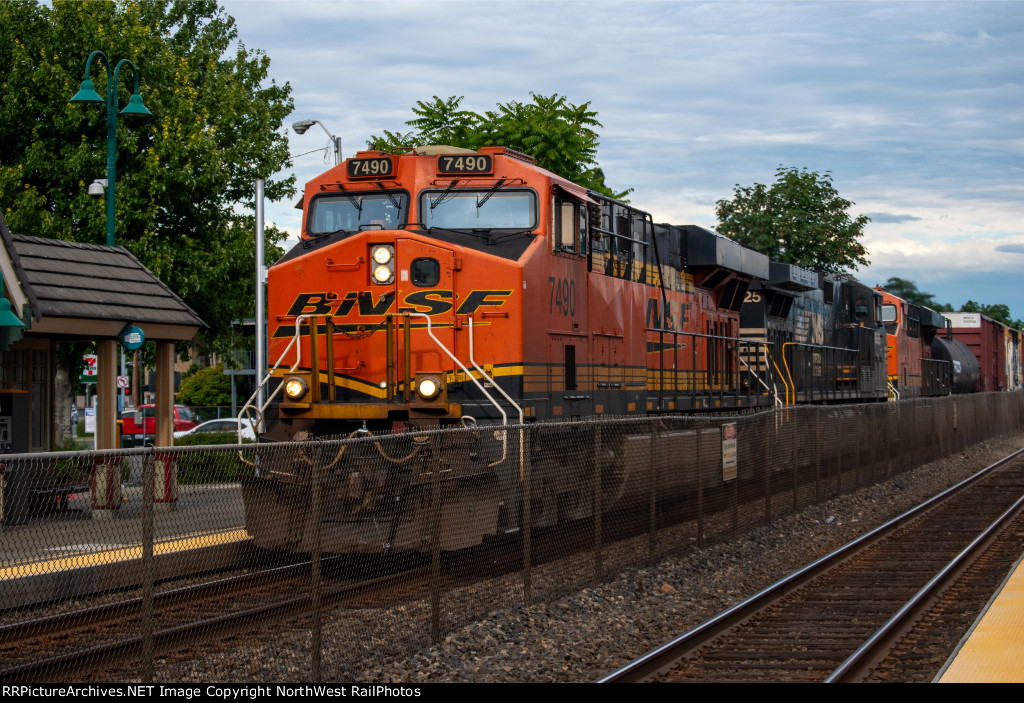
xmin=814 ymin=408 xmax=822 ymax=505
xmin=310 ymin=442 xmax=323 ymax=681
xmin=429 ymin=437 xmax=442 ymax=644
xmin=730 ymin=421 xmax=739 ymax=537
xmin=793 ymin=410 xmax=800 ymax=512
xmin=594 ymin=422 xmax=603 ymax=579
xmin=763 ymin=412 xmax=772 ymax=524
xmin=142 ymin=447 xmax=155 ymax=683
xmin=522 ymin=425 xmax=532 ymax=607
xmin=649 ymin=418 xmax=657 ymax=561
xmin=696 ymin=424 xmax=704 ymax=547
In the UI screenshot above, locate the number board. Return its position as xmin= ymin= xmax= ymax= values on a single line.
xmin=347 ymin=157 xmax=394 ymax=178
xmin=437 ymin=154 xmax=492 ymax=175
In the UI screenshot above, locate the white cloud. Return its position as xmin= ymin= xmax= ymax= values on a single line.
xmin=222 ymin=0 xmax=1024 ymax=315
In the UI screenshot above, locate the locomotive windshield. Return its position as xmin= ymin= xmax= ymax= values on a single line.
xmin=307 ymin=191 xmax=408 ymax=235
xmin=419 ymin=189 xmax=536 ymax=231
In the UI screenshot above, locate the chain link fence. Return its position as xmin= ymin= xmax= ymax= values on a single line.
xmin=2 ymin=391 xmax=1022 ymax=682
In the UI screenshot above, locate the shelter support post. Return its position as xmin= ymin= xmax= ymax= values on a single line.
xmin=154 ymin=341 xmax=178 ymax=506
xmin=91 ymin=339 xmax=122 ymax=518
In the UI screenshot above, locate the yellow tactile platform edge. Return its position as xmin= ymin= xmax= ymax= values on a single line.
xmin=0 ymin=529 xmax=249 ymax=580
xmin=938 ymin=552 xmax=1024 ymax=683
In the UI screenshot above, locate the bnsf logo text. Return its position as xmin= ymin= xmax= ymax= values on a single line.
xmin=285 ymin=290 xmax=512 ymax=318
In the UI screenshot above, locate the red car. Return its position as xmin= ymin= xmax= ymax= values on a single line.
xmin=120 ymin=404 xmax=199 ymax=445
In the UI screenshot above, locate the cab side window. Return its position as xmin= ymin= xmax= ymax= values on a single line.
xmin=553 ymin=195 xmax=583 ymax=254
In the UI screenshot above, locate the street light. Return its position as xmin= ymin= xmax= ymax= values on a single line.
xmin=88 ymin=179 xmax=107 ymax=198
xmin=292 ymin=119 xmax=342 ymax=165
xmin=71 ymin=50 xmax=152 ymax=247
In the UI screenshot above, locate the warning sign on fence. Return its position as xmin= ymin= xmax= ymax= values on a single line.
xmin=722 ymin=423 xmax=737 ymax=481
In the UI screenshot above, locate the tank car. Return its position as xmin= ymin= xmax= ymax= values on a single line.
xmin=930 ymin=324 xmax=979 ymax=395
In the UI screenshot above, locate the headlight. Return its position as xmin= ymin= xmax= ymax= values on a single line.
xmin=417 ymin=375 xmax=441 ymax=400
xmin=284 ymin=376 xmax=309 ymax=400
xmin=371 ymin=245 xmax=395 ymax=284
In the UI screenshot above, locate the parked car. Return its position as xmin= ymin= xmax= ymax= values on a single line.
xmin=120 ymin=404 xmax=200 ymax=446
xmin=173 ymin=417 xmax=256 ymax=440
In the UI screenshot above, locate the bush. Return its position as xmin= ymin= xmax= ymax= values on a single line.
xmin=174 ymin=431 xmax=254 ymax=484
xmin=176 ymin=365 xmax=233 ymax=407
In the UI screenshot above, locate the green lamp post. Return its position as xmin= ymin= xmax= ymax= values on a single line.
xmin=70 ymin=50 xmax=151 ymax=247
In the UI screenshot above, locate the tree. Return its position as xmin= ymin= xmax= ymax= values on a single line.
xmin=877 ymin=277 xmax=942 ymax=309
xmin=715 ymin=166 xmax=870 ymax=273
xmin=367 ymin=94 xmax=630 ymax=199
xmin=0 ymin=0 xmax=293 ymax=351
xmin=176 ymin=363 xmax=232 ymax=407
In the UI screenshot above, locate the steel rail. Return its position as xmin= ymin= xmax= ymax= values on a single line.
xmin=0 ymin=558 xmax=306 ymax=642
xmin=0 ymin=563 xmax=431 ymax=682
xmin=825 ymin=488 xmax=1024 ymax=682
xmin=597 ymin=446 xmax=1024 ymax=683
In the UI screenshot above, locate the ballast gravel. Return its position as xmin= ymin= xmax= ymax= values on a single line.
xmin=138 ymin=432 xmax=1024 ymax=683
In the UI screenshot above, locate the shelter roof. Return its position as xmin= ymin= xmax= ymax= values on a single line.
xmin=0 ymin=212 xmax=205 ymax=341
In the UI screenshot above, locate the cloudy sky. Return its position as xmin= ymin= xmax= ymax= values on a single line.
xmin=223 ymin=0 xmax=1024 ymax=317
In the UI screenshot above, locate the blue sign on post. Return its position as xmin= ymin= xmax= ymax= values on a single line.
xmin=120 ymin=324 xmax=145 ymax=350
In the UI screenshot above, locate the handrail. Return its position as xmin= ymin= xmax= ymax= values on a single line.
xmin=408 ymin=312 xmax=510 ymax=469
xmin=237 ymin=314 xmax=310 ymax=466
xmin=468 ymin=317 xmax=524 ymax=476
xmin=767 ymin=346 xmax=790 ymax=407
xmin=646 ymin=327 xmax=774 ymax=401
xmin=468 ymin=317 xmax=523 ymax=425
xmin=735 ymin=340 xmax=779 ymax=406
xmin=782 ymin=340 xmax=862 ymax=405
xmin=887 ymin=378 xmax=900 ymax=402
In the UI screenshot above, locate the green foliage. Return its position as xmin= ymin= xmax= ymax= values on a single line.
xmin=0 ymin=0 xmax=293 ymax=352
xmin=176 ymin=363 xmax=231 ymax=406
xmin=173 ymin=433 xmax=253 ymax=483
xmin=715 ymin=166 xmax=870 ymax=273
xmin=878 ymin=277 xmax=942 ymax=309
xmin=961 ymin=301 xmax=1023 ymax=329
xmin=368 ymin=94 xmax=630 ymax=199
xmin=881 ymin=279 xmax=1024 ymax=328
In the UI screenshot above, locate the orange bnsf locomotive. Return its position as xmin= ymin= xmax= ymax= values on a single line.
xmin=260 ymin=145 xmax=777 ymax=442
xmin=243 ymin=145 xmax=784 ymax=553
xmin=241 ymin=144 xmax=984 ymax=554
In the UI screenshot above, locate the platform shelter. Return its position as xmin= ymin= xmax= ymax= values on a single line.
xmin=0 ymin=210 xmax=204 ymax=515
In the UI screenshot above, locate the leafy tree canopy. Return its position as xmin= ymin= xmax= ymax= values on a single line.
xmin=875 ymin=278 xmax=1023 ymax=329
xmin=877 ymin=276 xmax=944 ymax=310
xmin=368 ymin=94 xmax=630 ymax=199
xmin=0 ymin=0 xmax=293 ymax=352
xmin=176 ymin=363 xmax=231 ymax=406
xmin=715 ymin=166 xmax=870 ymax=273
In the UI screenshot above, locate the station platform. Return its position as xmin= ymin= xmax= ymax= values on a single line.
xmin=937 ymin=551 xmax=1024 ymax=683
xmin=0 ymin=483 xmax=258 ymax=610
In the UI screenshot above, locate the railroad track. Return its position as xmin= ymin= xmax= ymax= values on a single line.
xmin=0 ymin=512 xmax=609 ymax=683
xmin=0 ymin=558 xmax=433 ymax=683
xmin=600 ymin=448 xmax=1024 ymax=683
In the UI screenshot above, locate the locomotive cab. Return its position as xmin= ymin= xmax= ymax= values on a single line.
xmin=876 ymin=288 xmax=950 ymax=397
